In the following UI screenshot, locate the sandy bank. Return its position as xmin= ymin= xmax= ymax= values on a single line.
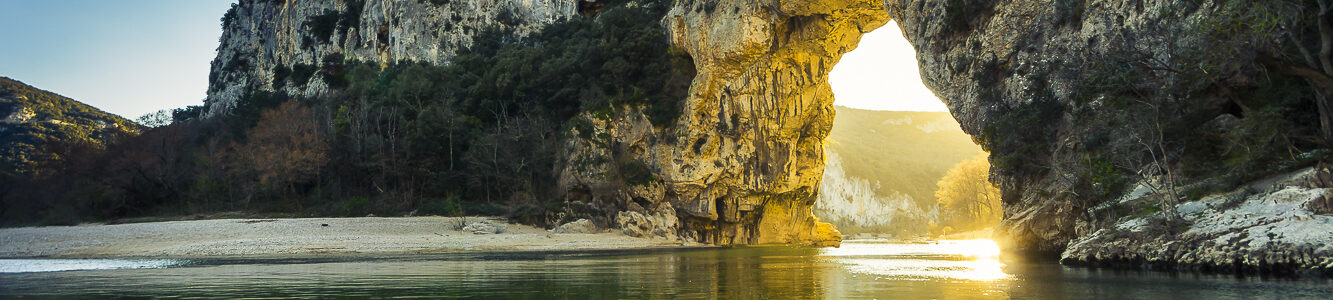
xmin=0 ymin=217 xmax=699 ymax=258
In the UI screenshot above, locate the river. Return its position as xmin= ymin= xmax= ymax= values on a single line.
xmin=1 ymin=240 xmax=1328 ymax=298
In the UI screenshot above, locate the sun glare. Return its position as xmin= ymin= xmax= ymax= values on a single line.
xmin=823 ymin=240 xmax=1010 ymax=281
xmin=828 ymin=20 xmax=947 ymax=112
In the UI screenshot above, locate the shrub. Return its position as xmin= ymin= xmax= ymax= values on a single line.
xmin=305 ymin=10 xmax=340 ymax=44
xmin=978 ymin=98 xmax=1063 ymax=177
xmin=290 ymin=64 xmax=317 ymax=86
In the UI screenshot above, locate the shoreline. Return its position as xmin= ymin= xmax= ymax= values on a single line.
xmin=0 ymin=216 xmax=703 ymax=259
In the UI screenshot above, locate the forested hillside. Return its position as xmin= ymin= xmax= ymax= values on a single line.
xmin=0 ymin=1 xmax=691 ymax=226
xmin=0 ymin=77 xmax=139 ymax=176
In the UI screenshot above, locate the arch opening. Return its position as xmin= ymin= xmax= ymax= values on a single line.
xmin=816 ymin=21 xmax=999 ymax=240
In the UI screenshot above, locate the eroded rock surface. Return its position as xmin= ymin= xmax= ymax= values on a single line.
xmin=205 ymin=0 xmax=579 ymax=115
xmin=1063 ymin=168 xmax=1333 ymax=276
xmin=557 ymin=0 xmax=891 ymax=246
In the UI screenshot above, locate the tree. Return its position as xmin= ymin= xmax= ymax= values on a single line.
xmin=236 ymin=100 xmax=328 ymax=212
xmin=934 ymin=153 xmax=1002 ymax=231
xmin=136 ymin=109 xmax=174 ymax=128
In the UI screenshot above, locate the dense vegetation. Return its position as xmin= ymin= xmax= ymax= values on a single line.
xmin=0 ymin=1 xmax=693 ymax=226
xmin=0 ymin=77 xmax=140 ymax=177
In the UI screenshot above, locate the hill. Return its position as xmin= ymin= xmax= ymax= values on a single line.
xmin=0 ymin=77 xmax=140 ymax=175
xmin=814 ymin=106 xmax=985 ymax=236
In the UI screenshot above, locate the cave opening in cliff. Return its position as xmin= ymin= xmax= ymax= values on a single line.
xmin=818 ymin=20 xmax=998 ymax=240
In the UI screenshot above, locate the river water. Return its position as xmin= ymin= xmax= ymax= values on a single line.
xmin=1 ymin=240 xmax=1328 ymax=298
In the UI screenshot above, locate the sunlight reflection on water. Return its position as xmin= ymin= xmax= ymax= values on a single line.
xmin=2 ymin=240 xmax=1331 ymax=298
xmin=822 ymin=239 xmax=1011 ymax=281
xmin=0 ymin=259 xmax=186 ymax=273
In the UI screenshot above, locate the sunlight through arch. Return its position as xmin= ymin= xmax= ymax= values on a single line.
xmin=829 ymin=20 xmax=946 ymax=112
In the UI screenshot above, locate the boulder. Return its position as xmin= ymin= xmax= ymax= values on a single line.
xmin=554 ymin=219 xmax=598 ymax=234
xmin=462 ymin=220 xmax=507 ymax=234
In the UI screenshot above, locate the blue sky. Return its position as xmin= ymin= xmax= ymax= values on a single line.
xmin=0 ymin=0 xmax=235 ymax=119
xmin=0 ymin=3 xmax=941 ymax=119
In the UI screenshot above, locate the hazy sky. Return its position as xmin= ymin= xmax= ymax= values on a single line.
xmin=0 ymin=3 xmax=938 ymax=119
xmin=0 ymin=0 xmax=235 ymax=119
xmin=829 ymin=20 xmax=947 ymax=112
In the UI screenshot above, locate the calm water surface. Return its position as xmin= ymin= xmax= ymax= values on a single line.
xmin=0 ymin=240 xmax=1329 ymax=299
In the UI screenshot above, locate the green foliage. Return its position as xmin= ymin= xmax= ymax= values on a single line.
xmin=420 ymin=195 xmax=464 ymax=216
xmin=226 ymin=90 xmax=290 ymax=137
xmin=220 ymin=3 xmax=239 ymax=28
xmin=0 ymin=77 xmax=141 ymax=175
xmin=305 ymin=10 xmax=341 ymax=44
xmin=978 ymin=98 xmax=1062 ymax=177
xmin=320 ymin=52 xmax=349 ymax=89
xmin=618 ymin=160 xmax=657 ymax=187
xmin=1085 ymin=155 xmax=1127 ymax=201
xmin=171 ymin=105 xmax=206 ymax=123
xmin=290 ymin=64 xmax=317 ymax=86
xmin=337 ymin=0 xmax=365 ymax=39
xmin=495 ymin=7 xmax=525 ymax=27
xmin=271 ymin=65 xmax=292 ymax=89
xmin=417 ymin=0 xmax=450 ymax=6
xmin=341 ymin=196 xmax=369 ymax=217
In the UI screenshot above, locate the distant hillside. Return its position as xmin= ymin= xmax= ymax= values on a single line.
xmin=0 ymin=77 xmax=140 ymax=175
xmin=814 ymin=106 xmax=985 ymax=235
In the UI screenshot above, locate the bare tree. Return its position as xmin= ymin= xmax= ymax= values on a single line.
xmin=1123 ymin=100 xmax=1184 ymax=223
xmin=238 ymin=100 xmax=329 ymax=213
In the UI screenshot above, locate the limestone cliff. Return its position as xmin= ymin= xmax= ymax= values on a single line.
xmin=205 ymin=0 xmax=580 ymax=115
xmin=560 ymin=0 xmax=889 ymax=246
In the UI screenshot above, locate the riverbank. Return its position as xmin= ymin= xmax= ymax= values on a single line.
xmin=1061 ymin=167 xmax=1333 ymax=277
xmin=0 ymin=216 xmax=700 ymax=258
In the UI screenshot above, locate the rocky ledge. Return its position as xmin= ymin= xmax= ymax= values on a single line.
xmin=1062 ymin=167 xmax=1333 ymax=277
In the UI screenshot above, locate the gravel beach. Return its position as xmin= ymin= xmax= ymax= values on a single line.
xmin=0 ymin=217 xmax=695 ymax=258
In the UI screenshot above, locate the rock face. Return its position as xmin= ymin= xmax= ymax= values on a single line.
xmin=205 ymin=0 xmax=580 ymax=115
xmin=558 ymin=0 xmax=890 ymax=246
xmin=1062 ymin=167 xmax=1333 ymax=276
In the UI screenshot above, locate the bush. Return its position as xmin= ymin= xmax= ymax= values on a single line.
xmin=341 ymin=196 xmax=369 ymax=217
xmin=305 ymin=10 xmax=340 ymax=44
xmin=978 ymin=98 xmax=1063 ymax=177
xmin=290 ymin=64 xmax=317 ymax=86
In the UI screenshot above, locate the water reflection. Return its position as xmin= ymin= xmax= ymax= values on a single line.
xmin=1 ymin=241 xmax=1330 ymax=298
xmin=823 ymin=239 xmax=1010 ymax=281
xmin=0 ymin=259 xmax=186 ymax=273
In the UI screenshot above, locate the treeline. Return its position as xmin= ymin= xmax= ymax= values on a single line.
xmin=0 ymin=1 xmax=693 ymax=226
xmin=931 ymin=153 xmax=1001 ymax=235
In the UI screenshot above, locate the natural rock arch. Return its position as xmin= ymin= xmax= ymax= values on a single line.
xmin=575 ymin=0 xmax=1259 ymax=255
